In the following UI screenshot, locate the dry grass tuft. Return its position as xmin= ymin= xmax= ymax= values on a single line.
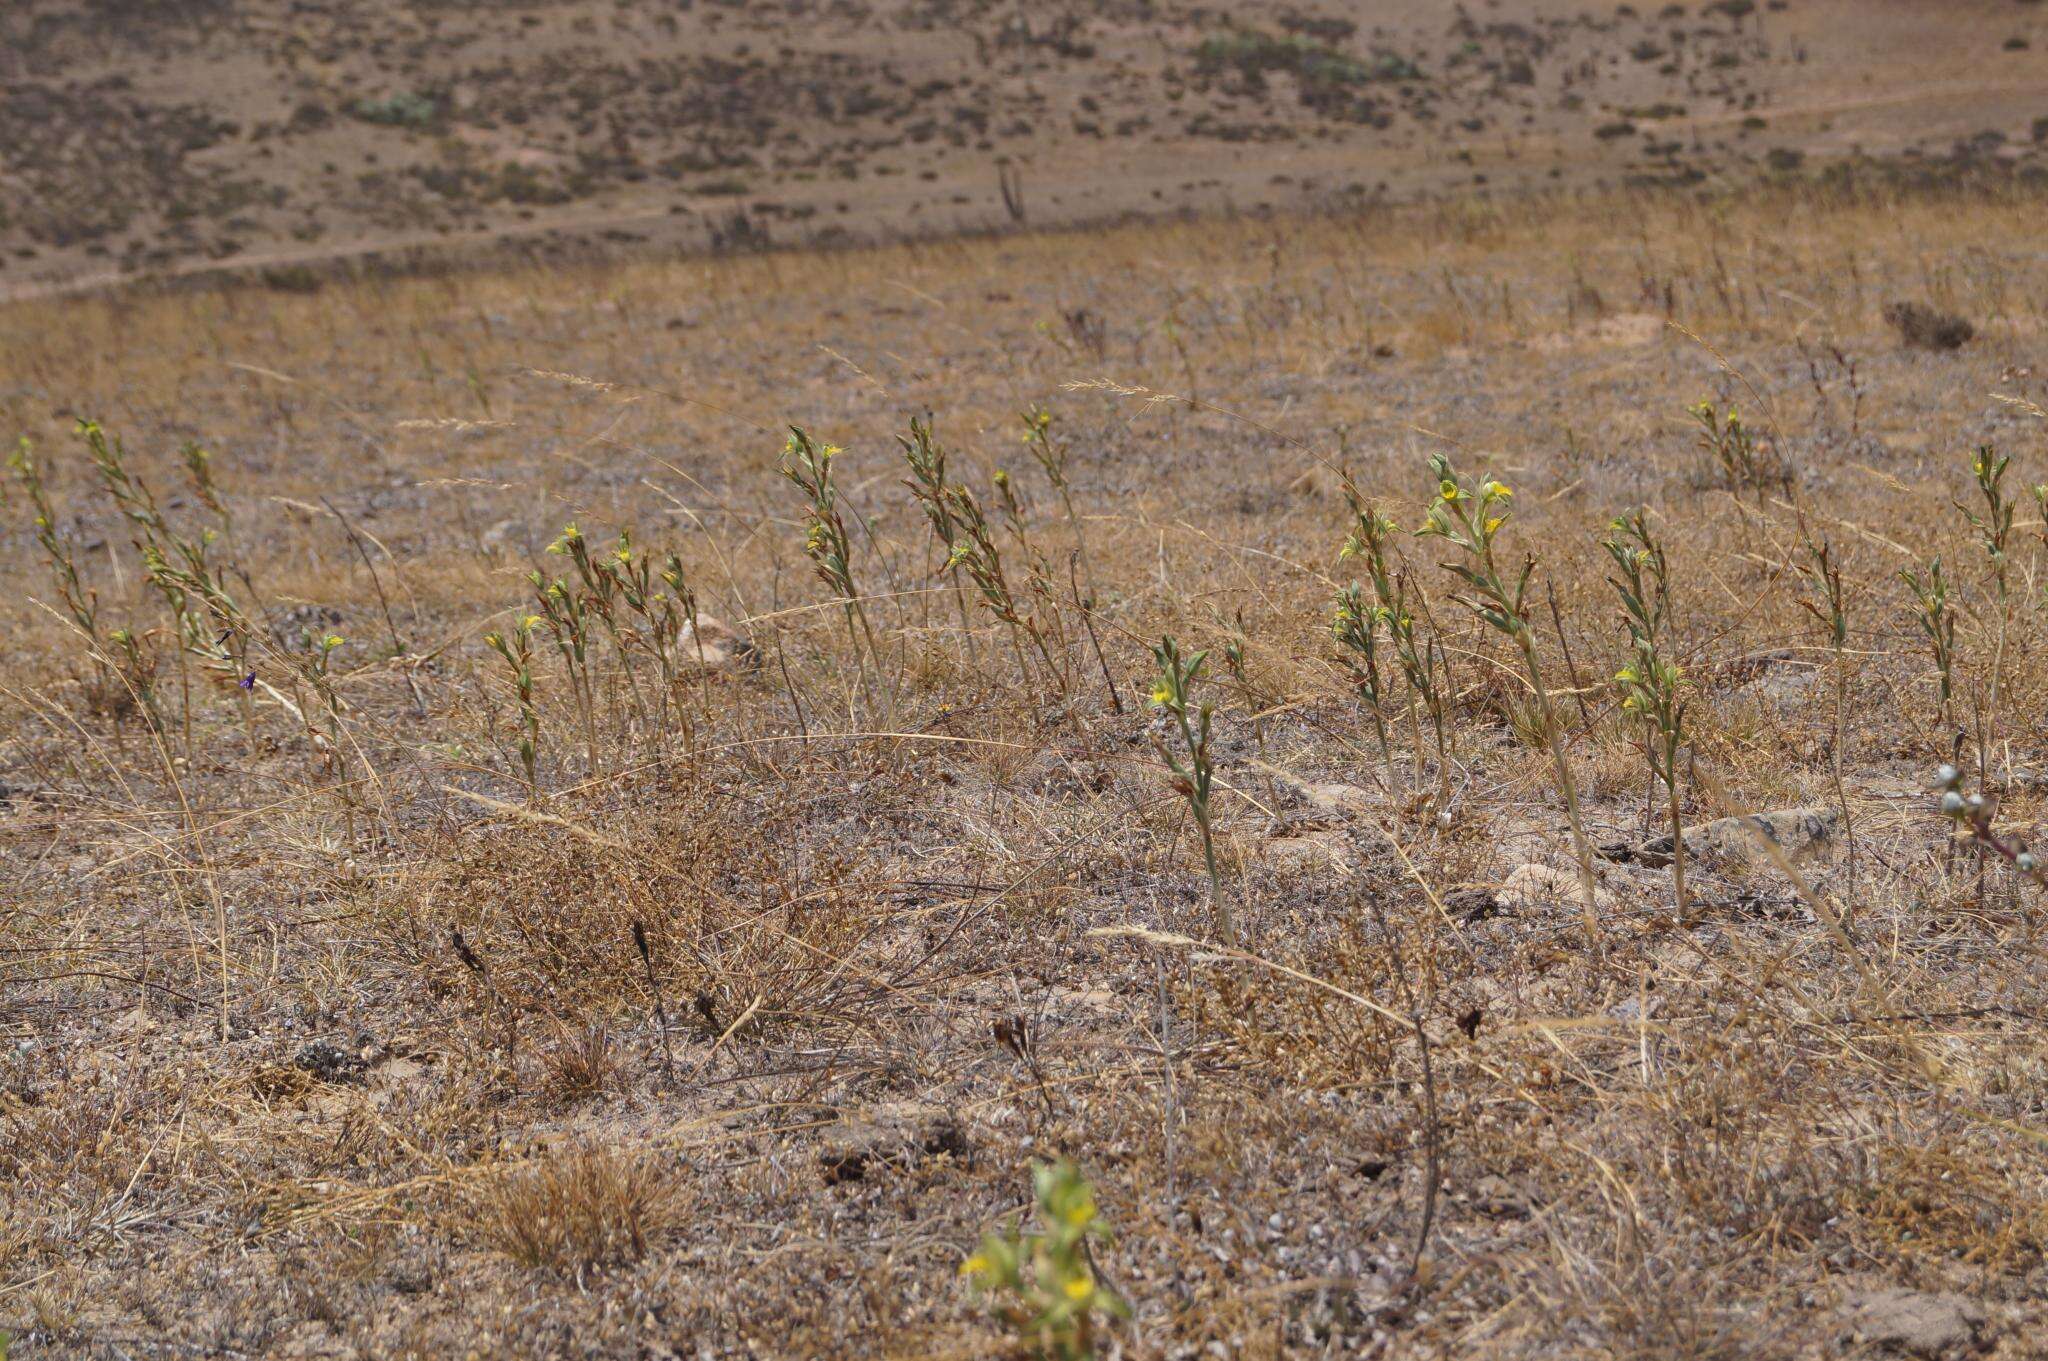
xmin=466 ymin=1143 xmax=686 ymax=1273
xmin=540 ymin=1018 xmax=618 ymax=1104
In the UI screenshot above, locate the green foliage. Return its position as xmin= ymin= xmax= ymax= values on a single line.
xmin=80 ymin=419 xmax=254 ymax=694
xmin=1149 ymin=635 xmax=1231 ymax=943
xmin=351 ymin=91 xmax=440 ymax=129
xmin=1415 ymin=453 xmax=1527 ymax=638
xmin=1604 ymin=509 xmax=1690 ymax=915
xmin=944 ymin=477 xmax=1049 ymax=680
xmin=783 ymin=428 xmax=857 ymax=602
xmin=11 ymin=435 xmax=98 ymax=642
xmin=783 ymin=427 xmax=894 ymax=720
xmin=1330 ymin=581 xmax=1389 ymax=707
xmin=1019 ymin=404 xmax=1064 ymax=491
xmin=901 ymin=415 xmax=960 ymax=553
xmin=484 ymin=615 xmax=543 ymax=794
xmin=531 ymin=527 xmax=601 ymax=773
xmin=1900 ymin=556 xmax=1956 ymax=725
xmin=961 ymin=1160 xmax=1130 ymax=1360
xmin=1797 ymin=527 xmax=1847 ymax=648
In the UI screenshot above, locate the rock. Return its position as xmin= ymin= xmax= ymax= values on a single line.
xmin=292 ymin=1039 xmax=368 ymax=1085
xmin=677 ymin=614 xmax=755 ymax=673
xmin=1297 ymin=782 xmax=1376 ymax=816
xmin=1263 ymin=826 xmax=1353 ymax=869
xmin=479 ymin=518 xmax=524 ymax=555
xmin=1840 ymin=1287 xmax=1984 ymax=1357
xmin=1601 ymin=807 xmax=1839 ymax=870
xmin=1444 ymin=886 xmax=1504 ymax=922
xmin=1499 ymin=862 xmax=1614 ymax=910
xmin=1532 ymin=310 xmax=1664 ymax=353
xmin=1258 ymin=780 xmax=1376 ymax=868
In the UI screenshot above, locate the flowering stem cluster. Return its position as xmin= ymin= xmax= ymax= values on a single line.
xmin=1798 ymin=521 xmax=1856 ymax=913
xmin=784 ymin=427 xmax=894 ymax=724
xmin=1337 ymin=472 xmax=1450 ymax=806
xmin=484 ymin=615 xmax=543 ymax=796
xmin=1420 ymin=453 xmax=1602 ymax=942
xmin=1900 ymin=556 xmax=1956 ymax=734
xmin=1604 ymin=509 xmax=1689 ymax=920
xmin=529 ymin=544 xmax=600 ymax=776
xmin=82 ymin=420 xmax=261 ymax=739
xmin=899 ymin=415 xmax=980 ymax=660
xmin=1022 ymin=403 xmax=1102 ymax=608
xmin=945 ymin=480 xmax=1050 ymax=684
xmin=1689 ymin=398 xmax=1783 ymax=497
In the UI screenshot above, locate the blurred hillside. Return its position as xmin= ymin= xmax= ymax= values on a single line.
xmin=2 ymin=0 xmax=2044 ymax=295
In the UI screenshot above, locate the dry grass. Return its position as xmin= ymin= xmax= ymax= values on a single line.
xmin=4 ymin=171 xmax=2048 ymax=1357
xmin=466 ymin=1142 xmax=686 ymax=1273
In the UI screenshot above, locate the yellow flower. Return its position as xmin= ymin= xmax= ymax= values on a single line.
xmin=1149 ymin=681 xmax=1173 ymax=707
xmin=1484 ymin=517 xmax=1505 ymax=535
xmin=960 ymin=1254 xmax=988 ymax=1276
xmin=1063 ymin=1275 xmax=1094 ymax=1301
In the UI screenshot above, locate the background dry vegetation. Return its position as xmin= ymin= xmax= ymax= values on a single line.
xmin=2 ymin=0 xmax=2047 ymax=296
xmin=6 ymin=5 xmax=2048 ymax=1361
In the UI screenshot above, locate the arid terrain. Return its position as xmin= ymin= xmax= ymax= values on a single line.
xmin=2 ymin=0 xmax=2047 ymax=296
xmin=6 ymin=4 xmax=2048 ymax=1361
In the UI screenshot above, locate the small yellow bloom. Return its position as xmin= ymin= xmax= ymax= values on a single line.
xmin=1484 ymin=517 xmax=1504 ymax=535
xmin=960 ymin=1254 xmax=988 ymax=1276
xmin=1063 ymin=1275 xmax=1093 ymax=1301
xmin=1149 ymin=681 xmax=1173 ymax=707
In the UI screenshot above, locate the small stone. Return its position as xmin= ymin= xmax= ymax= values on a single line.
xmin=676 ymin=615 xmax=755 ymax=673
xmin=1840 ymin=1287 xmax=1984 ymax=1357
xmin=1500 ymin=863 xmax=1613 ymax=910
